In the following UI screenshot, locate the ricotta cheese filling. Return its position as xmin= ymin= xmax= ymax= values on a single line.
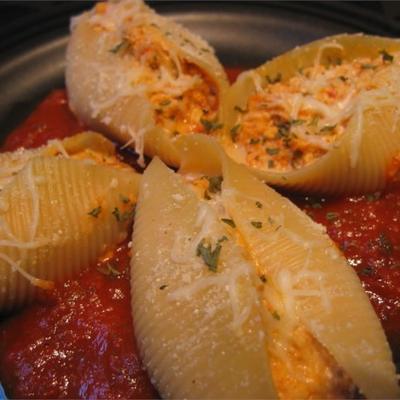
xmin=231 ymin=47 xmax=400 ymax=172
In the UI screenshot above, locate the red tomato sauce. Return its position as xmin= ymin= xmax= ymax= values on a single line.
xmin=0 ymin=68 xmax=399 ymax=398
xmin=0 ymin=241 xmax=158 ymax=399
xmin=1 ymin=90 xmax=86 ymax=152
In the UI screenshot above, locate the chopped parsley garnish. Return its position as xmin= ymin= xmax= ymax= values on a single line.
xmin=196 ymin=238 xmax=222 ymax=272
xmin=380 ymin=49 xmax=394 ymax=63
xmin=159 ymin=284 xmax=168 ymax=290
xmin=259 ymin=274 xmax=267 ymax=283
xmin=255 ymin=201 xmax=263 ymax=209
xmin=326 ymin=211 xmax=339 ymax=221
xmin=290 ymin=119 xmax=305 ymax=126
xmin=360 ymin=63 xmax=377 ymax=70
xmin=206 ymin=176 xmax=223 ymax=194
xmin=272 ymin=310 xmax=281 ymax=320
xmin=365 ymin=192 xmax=381 ymax=202
xmin=266 ymin=147 xmax=280 ymax=156
xmin=221 ymin=218 xmax=236 ymax=228
xmin=267 ymin=160 xmax=275 ymax=169
xmin=234 ymin=105 xmax=247 ymax=113
xmin=249 ymin=138 xmax=260 ymax=145
xmin=361 ymin=267 xmax=374 ymax=276
xmin=159 ymin=99 xmax=171 ymax=106
xmin=217 ymin=235 xmax=228 ymax=244
xmin=377 ymin=232 xmax=393 ymax=255
xmin=109 ymin=39 xmax=130 ymax=54
xmin=97 ymin=262 xmax=120 ymax=277
xmin=112 ymin=206 xmax=135 ymax=222
xmin=311 ymin=202 xmax=322 ymax=209
xmin=251 ymin=221 xmax=262 ymax=229
xmin=339 ymin=75 xmax=348 ymax=81
xmin=119 ymin=194 xmax=130 ymax=204
xmin=230 ymin=124 xmax=241 ymax=142
xmin=200 ymin=118 xmax=223 ymax=133
xmin=88 ymin=206 xmax=102 ymax=218
xmin=320 ymin=124 xmax=336 ymax=134
xmin=276 ymin=121 xmax=290 ymax=138
xmin=266 ymin=73 xmax=282 ymax=84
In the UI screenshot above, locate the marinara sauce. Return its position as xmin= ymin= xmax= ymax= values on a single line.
xmin=0 ymin=70 xmax=399 ymax=398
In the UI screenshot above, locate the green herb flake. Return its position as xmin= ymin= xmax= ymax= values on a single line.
xmin=251 ymin=221 xmax=263 ymax=229
xmin=196 ymin=238 xmax=222 ymax=272
xmin=109 ymin=39 xmax=130 ymax=54
xmin=234 ymin=105 xmax=247 ymax=113
xmin=112 ymin=206 xmax=135 ymax=222
xmin=259 ymin=274 xmax=267 ymax=283
xmin=365 ymin=192 xmax=381 ymax=202
xmin=159 ymin=284 xmax=168 ymax=290
xmin=272 ymin=310 xmax=281 ymax=320
xmin=221 ymin=218 xmax=236 ymax=228
xmin=206 ymin=176 xmax=223 ymax=194
xmin=249 ymin=138 xmax=260 ymax=145
xmin=200 ymin=118 xmax=223 ymax=133
xmin=119 ymin=194 xmax=130 ymax=204
xmin=377 ymin=232 xmax=393 ymax=255
xmin=255 ymin=201 xmax=263 ymax=209
xmin=339 ymin=75 xmax=348 ymax=81
xmin=97 ymin=262 xmax=120 ymax=278
xmin=275 ymin=121 xmax=291 ymax=139
xmin=326 ymin=211 xmax=339 ymax=221
xmin=320 ymin=124 xmax=336 ymax=133
xmin=266 ymin=73 xmax=282 ymax=84
xmin=159 ymin=99 xmax=171 ymax=106
xmin=230 ymin=124 xmax=241 ymax=142
xmin=290 ymin=119 xmax=305 ymax=126
xmin=360 ymin=63 xmax=377 ymax=70
xmin=88 ymin=206 xmax=102 ymax=218
xmin=266 ymin=147 xmax=280 ymax=156
xmin=361 ymin=267 xmax=374 ymax=276
xmin=312 ymin=202 xmax=322 ymax=209
xmin=217 ymin=235 xmax=228 ymax=244
xmin=380 ymin=49 xmax=394 ymax=63
xmin=267 ymin=160 xmax=275 ymax=169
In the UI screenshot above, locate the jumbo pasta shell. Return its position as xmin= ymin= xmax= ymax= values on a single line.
xmin=130 ymin=157 xmax=277 ymax=398
xmin=0 ymin=131 xmax=116 ymax=191
xmin=0 ymin=156 xmax=140 ymax=312
xmin=66 ymin=0 xmax=229 ymax=167
xmin=223 ymin=34 xmax=400 ymax=195
xmin=221 ymin=155 xmax=400 ymax=399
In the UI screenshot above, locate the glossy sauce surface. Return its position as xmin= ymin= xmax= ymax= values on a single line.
xmin=0 ymin=69 xmax=399 ymax=398
xmin=0 ymin=240 xmax=158 ymax=399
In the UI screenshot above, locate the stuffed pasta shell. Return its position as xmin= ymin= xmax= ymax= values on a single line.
xmin=223 ymin=34 xmax=400 ymax=194
xmin=130 ymin=156 xmax=399 ymax=399
xmin=66 ymin=0 xmax=228 ymax=167
xmin=0 ymin=133 xmax=140 ymax=312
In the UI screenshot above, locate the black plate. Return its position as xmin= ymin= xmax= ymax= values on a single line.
xmin=0 ymin=1 xmax=396 ymax=140
xmin=0 ymin=1 xmax=398 ymax=397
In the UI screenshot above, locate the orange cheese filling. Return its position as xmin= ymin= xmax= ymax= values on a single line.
xmin=232 ymin=49 xmax=400 ymax=171
xmin=105 ymin=22 xmax=219 ymax=137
